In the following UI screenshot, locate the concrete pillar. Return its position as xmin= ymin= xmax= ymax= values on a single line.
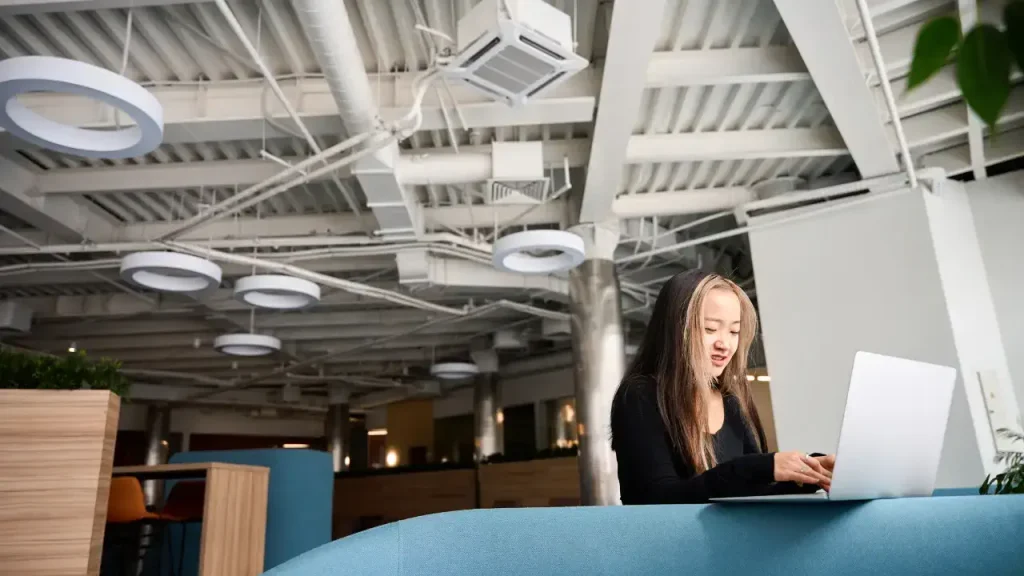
xmin=142 ymin=404 xmax=170 ymax=507
xmin=473 ymin=373 xmax=502 ymax=461
xmin=748 ymin=178 xmax=1021 ymax=488
xmin=325 ymin=384 xmax=351 ymax=473
xmin=568 ymin=223 xmax=624 ymax=506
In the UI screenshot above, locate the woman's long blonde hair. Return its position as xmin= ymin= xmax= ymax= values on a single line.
xmin=618 ymin=271 xmax=765 ymax=473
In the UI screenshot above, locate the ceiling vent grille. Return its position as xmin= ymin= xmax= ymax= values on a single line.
xmin=486 ymin=141 xmax=549 ymax=205
xmin=447 ymin=0 xmax=588 ymax=107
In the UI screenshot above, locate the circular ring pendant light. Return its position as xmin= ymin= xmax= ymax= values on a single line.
xmin=214 ymin=334 xmax=281 ymax=357
xmin=493 ymin=230 xmax=586 ymax=274
xmin=234 ymin=274 xmax=321 ymax=310
xmin=120 ymin=252 xmax=222 ymax=294
xmin=430 ymin=362 xmax=481 ymax=381
xmin=0 ymin=56 xmax=164 ymax=159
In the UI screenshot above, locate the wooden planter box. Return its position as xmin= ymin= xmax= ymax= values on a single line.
xmin=0 ymin=390 xmax=120 ymax=576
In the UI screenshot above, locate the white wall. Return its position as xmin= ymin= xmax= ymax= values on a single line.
xmin=965 ymin=170 xmax=1024 ymax=416
xmin=749 ymin=187 xmax=986 ymax=488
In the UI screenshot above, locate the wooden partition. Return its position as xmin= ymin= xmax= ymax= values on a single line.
xmin=0 ymin=390 xmax=120 ymax=576
xmin=333 ymin=468 xmax=476 ymax=539
xmin=478 ymin=457 xmax=580 ymax=508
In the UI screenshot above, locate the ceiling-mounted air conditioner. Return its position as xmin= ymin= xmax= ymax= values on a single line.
xmin=446 ymin=0 xmax=589 ymax=107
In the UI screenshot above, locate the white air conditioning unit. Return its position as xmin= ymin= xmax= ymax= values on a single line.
xmin=447 ymin=0 xmax=589 ymax=107
xmin=0 ymin=301 xmax=32 ymax=336
xmin=487 ymin=141 xmax=548 ymax=205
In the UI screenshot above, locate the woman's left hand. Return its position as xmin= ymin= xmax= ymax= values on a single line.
xmin=814 ymin=454 xmax=836 ymax=472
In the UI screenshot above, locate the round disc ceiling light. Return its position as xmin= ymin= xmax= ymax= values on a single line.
xmin=120 ymin=252 xmax=222 ymax=295
xmin=493 ymin=230 xmax=585 ymax=274
xmin=0 ymin=56 xmax=164 ymax=159
xmin=234 ymin=274 xmax=321 ymax=310
xmin=430 ymin=362 xmax=480 ymax=381
xmin=214 ymin=334 xmax=281 ymax=357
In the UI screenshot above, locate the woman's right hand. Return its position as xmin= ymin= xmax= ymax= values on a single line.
xmin=774 ymin=451 xmax=832 ymax=489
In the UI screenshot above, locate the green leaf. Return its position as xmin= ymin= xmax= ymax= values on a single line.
xmin=957 ymin=24 xmax=1012 ymax=128
xmin=1007 ymin=2 xmax=1024 ymax=74
xmin=907 ymin=16 xmax=961 ymax=91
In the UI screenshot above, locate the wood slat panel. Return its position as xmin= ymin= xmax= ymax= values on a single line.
xmin=0 ymin=390 xmax=120 ymax=576
xmin=333 ymin=469 xmax=476 ymax=537
xmin=478 ymin=458 xmax=581 ymax=508
xmin=198 ymin=466 xmax=269 ymax=576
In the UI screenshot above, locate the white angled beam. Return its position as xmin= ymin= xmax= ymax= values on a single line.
xmin=646 ymin=47 xmax=809 ymax=87
xmin=957 ymin=0 xmax=988 ymax=180
xmin=2 ymin=71 xmax=597 ymax=146
xmin=578 ymin=0 xmax=667 ymax=224
xmin=626 ymin=127 xmax=847 ymax=163
xmin=774 ymin=0 xmax=900 ymax=178
xmin=0 ymin=156 xmax=116 ymax=241
xmin=36 ymin=141 xmax=590 ymax=194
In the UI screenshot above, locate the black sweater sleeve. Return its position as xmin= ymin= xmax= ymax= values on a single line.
xmin=612 ymin=380 xmax=775 ymax=504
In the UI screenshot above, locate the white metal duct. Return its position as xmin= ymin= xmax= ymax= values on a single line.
xmin=293 ymin=0 xmax=420 ymax=237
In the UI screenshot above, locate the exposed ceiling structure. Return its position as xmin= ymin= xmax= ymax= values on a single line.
xmin=0 ymin=0 xmax=1020 ymax=411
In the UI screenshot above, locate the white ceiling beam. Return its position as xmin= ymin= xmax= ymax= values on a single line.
xmin=957 ymin=0 xmax=988 ymax=180
xmin=0 ymin=0 xmax=206 ymax=15
xmin=901 ymin=89 xmax=1024 ymax=150
xmin=645 ymin=47 xmax=810 ymax=87
xmin=613 ymin=187 xmax=757 ymax=219
xmin=36 ymin=141 xmax=590 ymax=194
xmin=921 ymin=127 xmax=1024 ymax=176
xmin=1 ymin=71 xmax=597 ymax=147
xmin=0 ymin=156 xmax=117 ymax=241
xmin=578 ymin=0 xmax=667 ymax=224
xmin=774 ymin=0 xmax=900 ymax=178
xmin=625 ymin=127 xmax=847 ymax=163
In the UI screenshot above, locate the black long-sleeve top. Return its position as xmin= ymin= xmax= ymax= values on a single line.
xmin=611 ymin=377 xmax=813 ymax=504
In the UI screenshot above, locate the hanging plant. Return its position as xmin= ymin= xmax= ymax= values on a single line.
xmin=906 ymin=1 xmax=1024 ymax=128
xmin=0 ymin=347 xmax=131 ymax=397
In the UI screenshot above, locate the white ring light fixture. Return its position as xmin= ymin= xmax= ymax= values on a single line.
xmin=0 ymin=56 xmax=164 ymax=159
xmin=214 ymin=334 xmax=281 ymax=357
xmin=430 ymin=362 xmax=481 ymax=381
xmin=234 ymin=275 xmax=321 ymax=310
xmin=120 ymin=252 xmax=222 ymax=294
xmin=493 ymin=230 xmax=585 ymax=274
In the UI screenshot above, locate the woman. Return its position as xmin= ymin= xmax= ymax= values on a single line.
xmin=611 ymin=270 xmax=834 ymax=504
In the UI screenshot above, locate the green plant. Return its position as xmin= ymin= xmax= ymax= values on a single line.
xmin=980 ymin=428 xmax=1024 ymax=494
xmin=0 ymin=347 xmax=130 ymax=397
xmin=907 ymin=1 xmax=1024 ymax=128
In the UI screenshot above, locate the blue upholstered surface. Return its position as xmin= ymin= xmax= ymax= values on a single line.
xmin=165 ymin=449 xmax=333 ymax=574
xmin=265 ymin=495 xmax=1024 ymax=576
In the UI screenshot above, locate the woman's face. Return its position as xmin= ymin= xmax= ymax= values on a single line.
xmin=701 ymin=288 xmax=742 ymax=378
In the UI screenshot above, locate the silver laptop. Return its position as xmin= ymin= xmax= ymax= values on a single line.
xmin=713 ymin=351 xmax=957 ymax=503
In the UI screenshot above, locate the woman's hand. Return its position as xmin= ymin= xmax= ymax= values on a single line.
xmin=774 ymin=451 xmax=832 ymax=489
xmin=814 ymin=454 xmax=836 ymax=473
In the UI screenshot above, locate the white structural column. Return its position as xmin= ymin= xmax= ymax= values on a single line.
xmin=577 ymin=0 xmax=667 ymax=224
xmin=749 ymin=179 xmax=1021 ymax=489
xmin=773 ymin=0 xmax=900 ymax=178
xmin=568 ymin=224 xmax=624 ymax=505
xmin=325 ymin=384 xmax=351 ymax=473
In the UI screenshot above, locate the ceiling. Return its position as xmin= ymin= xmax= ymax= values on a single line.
xmin=0 ymin=0 xmax=1020 ymax=410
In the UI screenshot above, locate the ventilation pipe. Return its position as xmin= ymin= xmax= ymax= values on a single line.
xmin=294 ymin=0 xmax=421 ymax=237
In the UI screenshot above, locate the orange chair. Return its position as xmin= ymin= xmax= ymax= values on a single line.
xmin=104 ymin=477 xmax=168 ymax=576
xmin=161 ymin=481 xmax=206 ymax=576
xmin=107 ymin=477 xmax=162 ymax=524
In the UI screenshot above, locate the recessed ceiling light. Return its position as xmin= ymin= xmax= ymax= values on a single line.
xmin=213 ymin=333 xmax=281 ymax=357
xmin=430 ymin=362 xmax=481 ymax=381
xmin=493 ymin=230 xmax=585 ymax=274
xmin=120 ymin=252 xmax=222 ymax=295
xmin=0 ymin=56 xmax=163 ymax=159
xmin=233 ymin=274 xmax=321 ymax=310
